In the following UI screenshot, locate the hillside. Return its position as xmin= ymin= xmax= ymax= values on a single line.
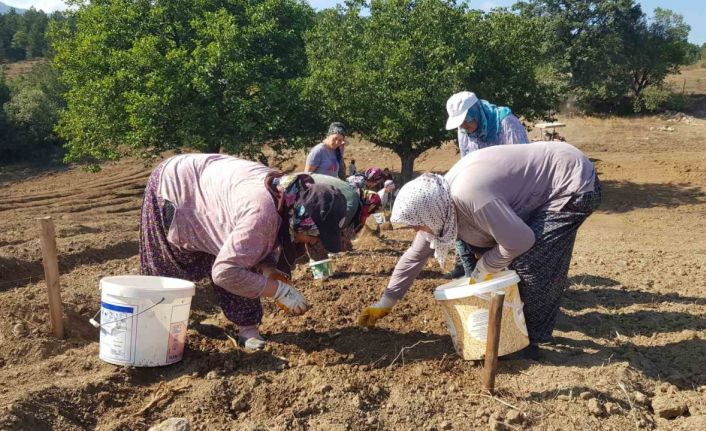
xmin=0 ymin=2 xmax=26 ymax=14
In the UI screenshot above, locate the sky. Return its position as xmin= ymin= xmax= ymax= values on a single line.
xmin=4 ymin=0 xmax=705 ymax=44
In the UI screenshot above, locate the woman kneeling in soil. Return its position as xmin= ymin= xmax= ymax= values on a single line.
xmin=305 ymin=174 xmax=382 ymax=261
xmin=358 ymin=142 xmax=602 ymax=357
xmin=140 ymin=154 xmax=347 ymax=349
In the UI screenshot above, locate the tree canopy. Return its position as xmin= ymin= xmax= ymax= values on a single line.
xmin=51 ymin=0 xmax=321 ymax=164
xmin=0 ymin=8 xmax=58 ymax=61
xmin=304 ymin=0 xmax=555 ymax=181
xmin=516 ymin=0 xmax=693 ymax=112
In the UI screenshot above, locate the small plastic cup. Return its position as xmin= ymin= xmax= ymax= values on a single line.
xmin=309 ymin=259 xmax=334 ymax=279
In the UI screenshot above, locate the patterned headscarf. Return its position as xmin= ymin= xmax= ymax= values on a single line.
xmin=274 ymin=174 xmax=318 ymax=236
xmin=347 ymin=174 xmax=366 ymax=190
xmin=391 ymin=173 xmax=457 ymax=267
xmin=364 ymin=167 xmax=384 ymax=183
xmin=347 ymin=167 xmax=384 ymax=190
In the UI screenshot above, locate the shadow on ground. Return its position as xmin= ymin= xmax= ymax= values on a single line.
xmin=599 ymin=180 xmax=706 ymax=213
xmin=0 ymin=240 xmax=139 ymax=290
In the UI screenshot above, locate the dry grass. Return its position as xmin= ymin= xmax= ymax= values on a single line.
xmin=667 ymin=65 xmax=706 ymax=95
xmin=0 ymin=59 xmax=46 ymax=81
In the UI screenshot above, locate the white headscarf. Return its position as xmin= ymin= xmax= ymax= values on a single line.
xmin=391 ymin=173 xmax=457 ymax=267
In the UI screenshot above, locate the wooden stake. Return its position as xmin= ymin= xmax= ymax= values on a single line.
xmin=38 ymin=216 xmax=64 ymax=338
xmin=482 ymin=292 xmax=505 ymax=393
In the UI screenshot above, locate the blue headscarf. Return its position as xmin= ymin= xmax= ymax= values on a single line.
xmin=464 ymin=99 xmax=513 ymax=142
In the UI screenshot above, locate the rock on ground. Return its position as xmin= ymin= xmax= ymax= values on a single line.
xmin=652 ymin=395 xmax=689 ymax=419
xmin=148 ymin=417 xmax=190 ymax=431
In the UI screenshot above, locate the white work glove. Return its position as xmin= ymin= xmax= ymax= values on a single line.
xmin=469 ymin=257 xmax=495 ymax=284
xmin=358 ymin=295 xmax=399 ymax=327
xmin=273 ymin=280 xmax=309 ymax=316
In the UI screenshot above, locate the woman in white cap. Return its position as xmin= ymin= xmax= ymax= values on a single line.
xmin=445 ymin=91 xmax=529 ymax=156
xmin=445 ymin=91 xmax=531 ymax=278
xmin=358 ymin=142 xmax=601 ymax=359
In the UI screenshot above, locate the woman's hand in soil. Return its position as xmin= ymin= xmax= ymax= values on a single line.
xmin=357 ymin=295 xmax=398 ymax=327
xmin=273 ymin=280 xmax=309 ymax=315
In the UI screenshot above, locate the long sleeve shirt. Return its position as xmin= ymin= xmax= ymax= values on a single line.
xmin=385 ymin=142 xmax=596 ymax=299
xmin=157 ymin=154 xmax=280 ymax=298
xmin=457 ymin=114 xmax=529 ymax=157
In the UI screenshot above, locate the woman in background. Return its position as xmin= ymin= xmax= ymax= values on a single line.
xmin=305 ymin=122 xmax=347 ymax=177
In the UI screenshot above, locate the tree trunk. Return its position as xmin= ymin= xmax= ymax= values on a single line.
xmin=400 ymin=153 xmax=417 ymax=185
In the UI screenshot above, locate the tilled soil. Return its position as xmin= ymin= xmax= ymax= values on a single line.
xmin=0 ymin=113 xmax=705 ymax=431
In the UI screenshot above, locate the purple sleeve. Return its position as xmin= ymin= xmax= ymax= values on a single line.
xmin=499 ymin=115 xmax=530 ymax=145
xmin=211 ymin=210 xmax=279 ymax=298
xmin=384 ymin=232 xmax=434 ymax=300
xmin=472 ymin=199 xmax=535 ymax=271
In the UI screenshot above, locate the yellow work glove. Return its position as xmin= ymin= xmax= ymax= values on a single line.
xmin=469 ymin=258 xmax=496 ymax=284
xmin=358 ymin=295 xmax=398 ymax=327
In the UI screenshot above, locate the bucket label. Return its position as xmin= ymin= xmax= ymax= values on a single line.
xmin=166 ymin=321 xmax=187 ymax=363
xmin=100 ymin=301 xmax=137 ymax=364
xmin=466 ymin=310 xmax=489 ymax=342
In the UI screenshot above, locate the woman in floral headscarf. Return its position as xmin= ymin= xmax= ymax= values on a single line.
xmin=358 ymin=142 xmax=601 ymax=358
xmin=140 ymin=154 xmax=347 ymax=349
xmin=347 ymin=167 xmax=385 ymax=191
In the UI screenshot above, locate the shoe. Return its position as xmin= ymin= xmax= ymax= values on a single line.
xmin=239 ymin=337 xmax=266 ymax=350
xmin=444 ymin=263 xmax=466 ymax=279
xmin=521 ymin=344 xmax=542 ymax=361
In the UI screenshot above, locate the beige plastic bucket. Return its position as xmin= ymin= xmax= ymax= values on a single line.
xmin=433 ymin=270 xmax=529 ymax=360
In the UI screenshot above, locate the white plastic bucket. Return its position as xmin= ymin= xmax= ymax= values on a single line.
xmin=97 ymin=275 xmax=196 ymax=367
xmin=433 ymin=270 xmax=529 ymax=360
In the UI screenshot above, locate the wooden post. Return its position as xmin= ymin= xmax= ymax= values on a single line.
xmin=38 ymin=216 xmax=64 ymax=338
xmin=482 ymin=292 xmax=505 ymax=393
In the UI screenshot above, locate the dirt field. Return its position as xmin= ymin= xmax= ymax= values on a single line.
xmin=1 ymin=59 xmax=47 ymax=81
xmin=1 ymin=81 xmax=706 ymax=429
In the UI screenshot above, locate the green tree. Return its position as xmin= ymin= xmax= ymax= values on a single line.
xmin=305 ymin=0 xmax=475 ymax=182
xmin=517 ymin=1 xmax=693 ymax=112
xmin=0 ymin=70 xmax=11 ymax=153
xmin=628 ymin=8 xmax=690 ymax=108
xmin=51 ymin=0 xmax=320 ymax=164
xmin=464 ymin=9 xmax=558 ymax=121
xmin=2 ymin=63 xmax=66 ymax=162
xmin=305 ymin=1 xmax=553 ymax=182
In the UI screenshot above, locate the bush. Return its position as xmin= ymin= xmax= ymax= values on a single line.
xmin=632 ymin=84 xmax=686 ymax=113
xmin=0 ymin=63 xmax=66 ymax=163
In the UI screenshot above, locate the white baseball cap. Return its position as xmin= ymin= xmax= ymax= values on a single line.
xmin=445 ymin=91 xmax=479 ymax=130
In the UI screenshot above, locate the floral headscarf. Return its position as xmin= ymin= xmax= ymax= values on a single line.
xmin=390 ymin=173 xmax=457 ymax=267
xmin=347 ymin=167 xmax=384 ymax=190
xmin=274 ymin=174 xmax=318 ymax=236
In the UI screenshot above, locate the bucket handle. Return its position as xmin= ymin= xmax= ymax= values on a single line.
xmin=89 ymin=297 xmax=166 ymax=328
